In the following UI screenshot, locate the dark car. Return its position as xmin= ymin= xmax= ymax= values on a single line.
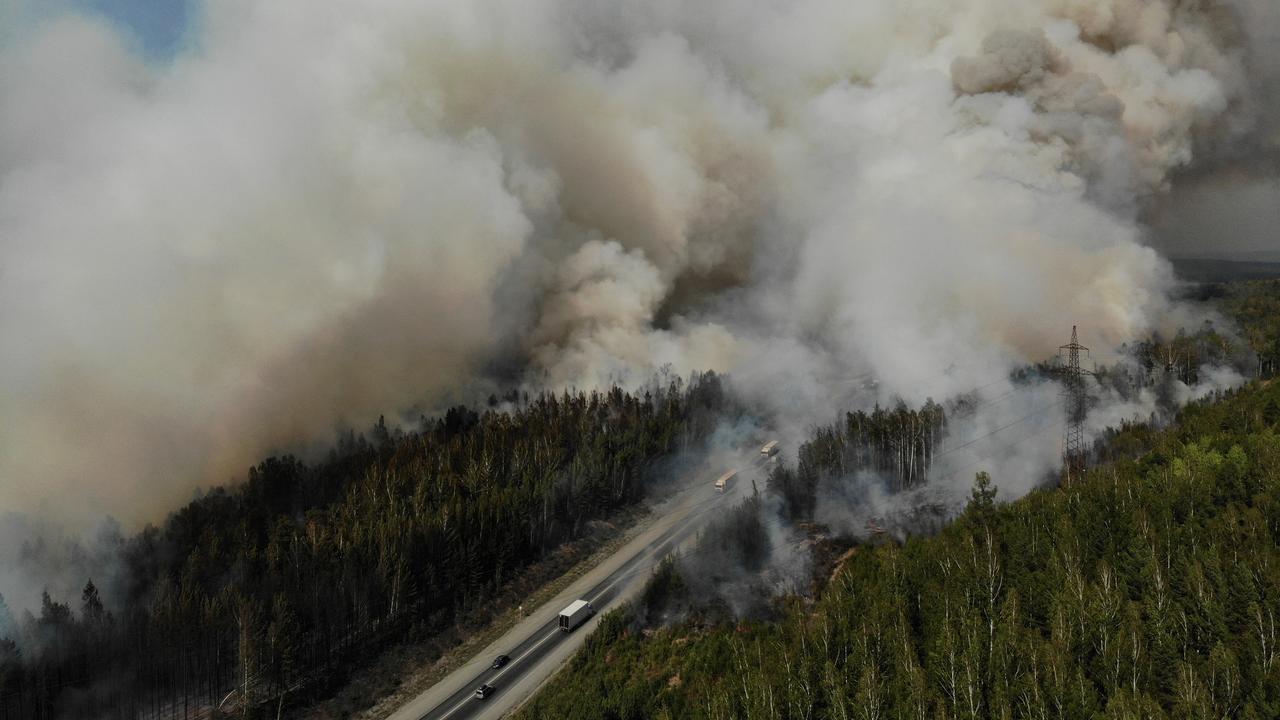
xmin=491 ymin=654 xmax=510 ymax=669
xmin=474 ymin=683 xmax=495 ymax=699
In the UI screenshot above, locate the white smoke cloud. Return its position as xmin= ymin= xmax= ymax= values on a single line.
xmin=0 ymin=0 xmax=1271 ymax=529
xmin=1087 ymin=362 xmax=1247 ymax=436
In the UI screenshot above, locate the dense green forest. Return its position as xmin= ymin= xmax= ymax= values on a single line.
xmin=769 ymin=401 xmax=949 ymax=522
xmin=3 ymin=280 xmax=1278 ymax=719
xmin=0 ymin=373 xmax=732 ymax=718
xmin=1222 ymin=280 xmax=1280 ymax=378
xmin=517 ymin=358 xmax=1280 ymax=719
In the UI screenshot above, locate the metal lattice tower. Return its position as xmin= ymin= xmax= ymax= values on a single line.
xmin=1058 ymin=326 xmax=1091 ymax=484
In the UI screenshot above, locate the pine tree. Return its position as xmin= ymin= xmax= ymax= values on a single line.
xmin=967 ymin=472 xmax=997 ymax=523
xmin=81 ymin=580 xmax=104 ymax=625
xmin=0 ymin=592 xmax=15 ymax=642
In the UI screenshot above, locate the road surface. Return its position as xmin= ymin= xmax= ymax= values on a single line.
xmin=386 ymin=448 xmax=771 ymax=720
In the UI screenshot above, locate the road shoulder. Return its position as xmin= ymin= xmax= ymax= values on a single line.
xmin=298 ymin=505 xmax=655 ymax=719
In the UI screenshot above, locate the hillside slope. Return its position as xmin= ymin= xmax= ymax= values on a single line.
xmin=519 ymin=379 xmax=1280 ymax=719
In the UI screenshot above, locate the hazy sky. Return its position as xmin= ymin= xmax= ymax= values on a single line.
xmin=76 ymin=0 xmax=195 ymax=58
xmin=1151 ymin=170 xmax=1280 ymax=259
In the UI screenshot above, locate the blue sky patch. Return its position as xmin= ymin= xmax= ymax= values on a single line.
xmin=77 ymin=0 xmax=197 ymax=60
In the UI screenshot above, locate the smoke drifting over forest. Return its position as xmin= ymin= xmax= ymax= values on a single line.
xmin=0 ymin=0 xmax=1276 ymax=534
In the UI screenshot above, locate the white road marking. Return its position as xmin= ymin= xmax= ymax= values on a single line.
xmin=587 ymin=485 xmax=727 ymax=604
xmin=426 ymin=448 xmax=777 ymax=720
xmin=586 ymin=570 xmax=630 ymax=607
xmin=489 ymin=628 xmax=561 ymax=685
xmin=436 ymin=627 xmax=561 ymax=720
xmin=436 ymin=690 xmax=473 ymax=720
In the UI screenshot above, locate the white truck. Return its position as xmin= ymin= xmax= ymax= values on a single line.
xmin=558 ymin=599 xmax=595 ymax=632
xmin=714 ymin=470 xmax=737 ymax=493
xmin=760 ymin=440 xmax=779 ymax=458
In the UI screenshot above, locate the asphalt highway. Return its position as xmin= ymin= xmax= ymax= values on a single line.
xmin=385 ymin=447 xmax=772 ymax=720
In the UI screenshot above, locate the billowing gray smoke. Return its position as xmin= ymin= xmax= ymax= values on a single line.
xmin=0 ymin=0 xmax=1274 ymax=530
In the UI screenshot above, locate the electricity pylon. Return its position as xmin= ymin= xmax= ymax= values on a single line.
xmin=1058 ymin=326 xmax=1092 ymax=484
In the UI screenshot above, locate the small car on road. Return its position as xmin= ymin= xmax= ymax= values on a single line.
xmin=491 ymin=654 xmax=510 ymax=669
xmin=474 ymin=684 xmax=495 ymax=699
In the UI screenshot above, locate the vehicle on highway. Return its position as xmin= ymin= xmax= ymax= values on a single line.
xmin=714 ymin=469 xmax=737 ymax=492
xmin=491 ymin=654 xmax=509 ymax=669
xmin=558 ymin=599 xmax=595 ymax=632
xmin=760 ymin=440 xmax=779 ymax=457
xmin=474 ymin=683 xmax=495 ymax=699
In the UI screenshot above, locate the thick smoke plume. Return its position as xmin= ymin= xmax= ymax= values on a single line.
xmin=0 ymin=0 xmax=1274 ymax=534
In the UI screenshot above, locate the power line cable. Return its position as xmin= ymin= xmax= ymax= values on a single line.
xmin=932 ymin=419 xmax=1065 ymax=485
xmin=932 ymin=399 xmax=1064 ymax=460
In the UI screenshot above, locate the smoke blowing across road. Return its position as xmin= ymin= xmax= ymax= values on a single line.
xmin=0 ymin=0 xmax=1277 ymax=530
